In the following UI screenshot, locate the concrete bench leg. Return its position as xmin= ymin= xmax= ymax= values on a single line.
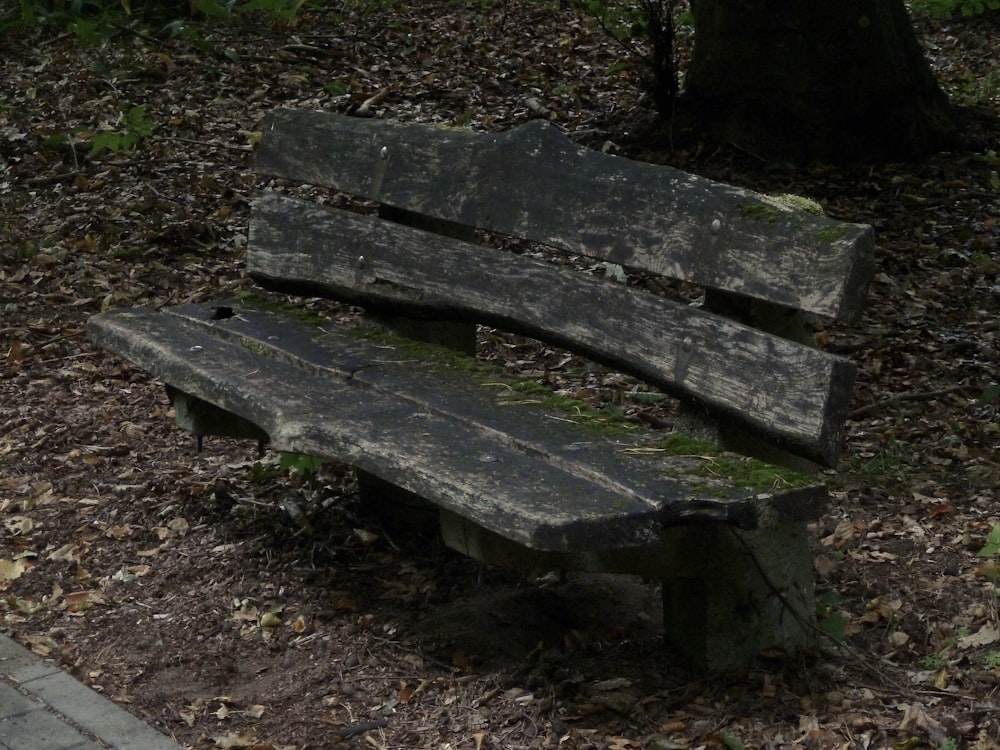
xmin=659 ymin=522 xmax=816 ymax=672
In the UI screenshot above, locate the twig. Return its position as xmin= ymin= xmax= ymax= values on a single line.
xmin=848 ymin=385 xmax=973 ymax=420
xmin=568 ymin=0 xmax=652 ymax=65
xmin=353 ymin=88 xmax=389 ymax=117
xmin=20 ymin=171 xmax=85 ymax=187
xmin=729 ymin=528 xmax=899 ymax=688
xmin=337 ymin=719 xmax=388 ymax=738
xmin=154 ymin=136 xmax=253 ymax=152
xmin=281 ymin=43 xmax=341 ymax=59
xmin=110 ymin=21 xmax=164 ymax=46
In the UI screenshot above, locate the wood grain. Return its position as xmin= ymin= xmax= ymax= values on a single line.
xmin=87 ymin=304 xmax=827 ymax=550
xmin=249 ymin=192 xmax=854 ymax=464
xmin=256 ymin=109 xmax=874 ymax=321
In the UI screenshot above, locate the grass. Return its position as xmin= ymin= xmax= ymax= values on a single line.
xmin=855 ymin=438 xmax=919 ymax=480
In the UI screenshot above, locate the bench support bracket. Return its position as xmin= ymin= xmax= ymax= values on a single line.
xmin=440 ymin=510 xmax=816 ymax=672
xmin=658 ymin=522 xmax=817 ymax=671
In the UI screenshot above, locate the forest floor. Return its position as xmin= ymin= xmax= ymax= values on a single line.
xmin=3 ymin=3 xmax=1000 ymax=748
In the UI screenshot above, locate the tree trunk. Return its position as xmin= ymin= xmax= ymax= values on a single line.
xmin=679 ymin=0 xmax=958 ymax=163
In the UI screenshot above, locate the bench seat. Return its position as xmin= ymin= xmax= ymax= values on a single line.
xmin=90 ymin=302 xmax=822 ymax=551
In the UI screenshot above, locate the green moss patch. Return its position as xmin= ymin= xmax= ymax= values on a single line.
xmin=236 ymin=290 xmax=330 ymax=327
xmin=738 ymin=203 xmax=781 ymax=223
xmin=232 ymin=303 xmax=817 ymax=494
xmin=652 ymin=432 xmax=814 ymax=491
xmin=816 ymin=226 xmax=848 ymax=242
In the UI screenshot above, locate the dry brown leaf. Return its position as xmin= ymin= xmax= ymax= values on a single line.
xmin=813 ymin=553 xmax=837 ymax=579
xmin=0 ymin=558 xmax=29 ymax=583
xmin=212 ymin=732 xmax=257 ymax=749
xmin=63 ymin=590 xmax=105 ymax=613
xmin=958 ymin=623 xmax=1000 ymax=649
xmin=6 ymin=339 xmax=23 ymax=372
xmin=48 ymin=543 xmax=85 ymax=563
xmin=106 ymin=524 xmax=132 ymax=539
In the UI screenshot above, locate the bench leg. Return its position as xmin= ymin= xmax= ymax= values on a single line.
xmin=658 ymin=522 xmax=816 ymax=671
xmin=367 ymin=315 xmax=477 ymax=355
xmin=355 ymin=470 xmax=441 ymax=534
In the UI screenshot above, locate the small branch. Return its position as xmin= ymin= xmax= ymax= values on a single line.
xmin=353 ymin=88 xmax=389 ymax=117
xmin=154 ymin=136 xmax=253 ymax=152
xmin=20 ymin=171 xmax=84 ymax=187
xmin=336 ymin=719 xmax=388 ymax=738
xmin=281 ymin=42 xmax=341 ymax=59
xmin=110 ymin=21 xmax=164 ymax=46
xmin=848 ymin=385 xmax=973 ymax=420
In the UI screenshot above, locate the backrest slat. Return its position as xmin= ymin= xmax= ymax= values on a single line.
xmin=249 ymin=192 xmax=853 ymax=464
xmin=257 ymin=109 xmax=874 ymax=321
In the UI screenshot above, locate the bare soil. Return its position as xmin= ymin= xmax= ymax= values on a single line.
xmin=3 ymin=3 xmax=1000 ymax=748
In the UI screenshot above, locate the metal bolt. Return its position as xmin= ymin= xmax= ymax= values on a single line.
xmin=357 ymin=255 xmax=366 ymax=268
xmin=681 ymin=336 xmax=694 ymax=352
xmin=710 ymin=218 xmax=721 ymax=235
xmin=379 ymin=146 xmax=389 ymax=160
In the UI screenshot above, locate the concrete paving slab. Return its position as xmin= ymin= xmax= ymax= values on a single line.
xmin=0 ymin=682 xmax=101 ymax=750
xmin=0 ymin=635 xmax=184 ymax=750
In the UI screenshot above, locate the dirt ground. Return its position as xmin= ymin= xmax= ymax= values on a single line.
xmin=3 ymin=3 xmax=1000 ymax=748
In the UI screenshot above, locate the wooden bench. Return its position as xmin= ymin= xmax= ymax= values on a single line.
xmin=87 ymin=109 xmax=874 ymax=671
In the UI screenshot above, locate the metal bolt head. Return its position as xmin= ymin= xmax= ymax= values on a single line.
xmin=379 ymin=146 xmax=389 ymax=160
xmin=710 ymin=218 xmax=722 ymax=235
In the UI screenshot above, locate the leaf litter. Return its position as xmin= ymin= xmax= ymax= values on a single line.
xmin=2 ymin=2 xmax=1000 ymax=749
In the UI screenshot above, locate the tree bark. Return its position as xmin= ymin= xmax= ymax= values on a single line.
xmin=678 ymin=0 xmax=959 ymax=163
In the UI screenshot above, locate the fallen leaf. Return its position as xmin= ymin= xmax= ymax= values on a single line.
xmin=332 ymin=594 xmax=356 ymax=612
xmin=933 ymin=668 xmax=949 ymax=690
xmin=353 ymin=528 xmax=378 ymax=545
xmin=928 ymin=502 xmax=955 ymax=519
xmin=166 ymin=516 xmax=189 ymax=534
xmin=898 ymin=703 xmax=948 ymax=745
xmin=24 ymin=634 xmax=57 ymax=656
xmin=6 ymin=339 xmax=23 ymax=372
xmin=48 ymin=543 xmax=85 ymax=563
xmin=0 ymin=558 xmax=29 ymax=583
xmin=813 ymin=553 xmax=838 ymax=579
xmin=4 ymin=516 xmax=34 ymax=535
xmin=259 ymin=611 xmax=282 ymax=628
xmin=958 ymin=624 xmax=1000 ymax=649
xmin=106 ymin=524 xmax=132 ymax=539
xmin=213 ymin=732 xmax=257 ymax=749
xmin=63 ymin=590 xmax=105 ymax=613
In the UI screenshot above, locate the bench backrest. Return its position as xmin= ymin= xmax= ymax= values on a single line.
xmin=250 ymin=109 xmax=874 ymax=466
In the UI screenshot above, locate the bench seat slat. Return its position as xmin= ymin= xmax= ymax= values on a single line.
xmin=249 ymin=192 xmax=854 ymax=465
xmin=87 ymin=305 xmax=827 ymax=550
xmin=256 ymin=109 xmax=874 ymax=321
xmin=159 ymin=303 xmax=821 ymax=526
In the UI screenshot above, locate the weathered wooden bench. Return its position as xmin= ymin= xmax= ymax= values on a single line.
xmin=87 ymin=109 xmax=874 ymax=671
